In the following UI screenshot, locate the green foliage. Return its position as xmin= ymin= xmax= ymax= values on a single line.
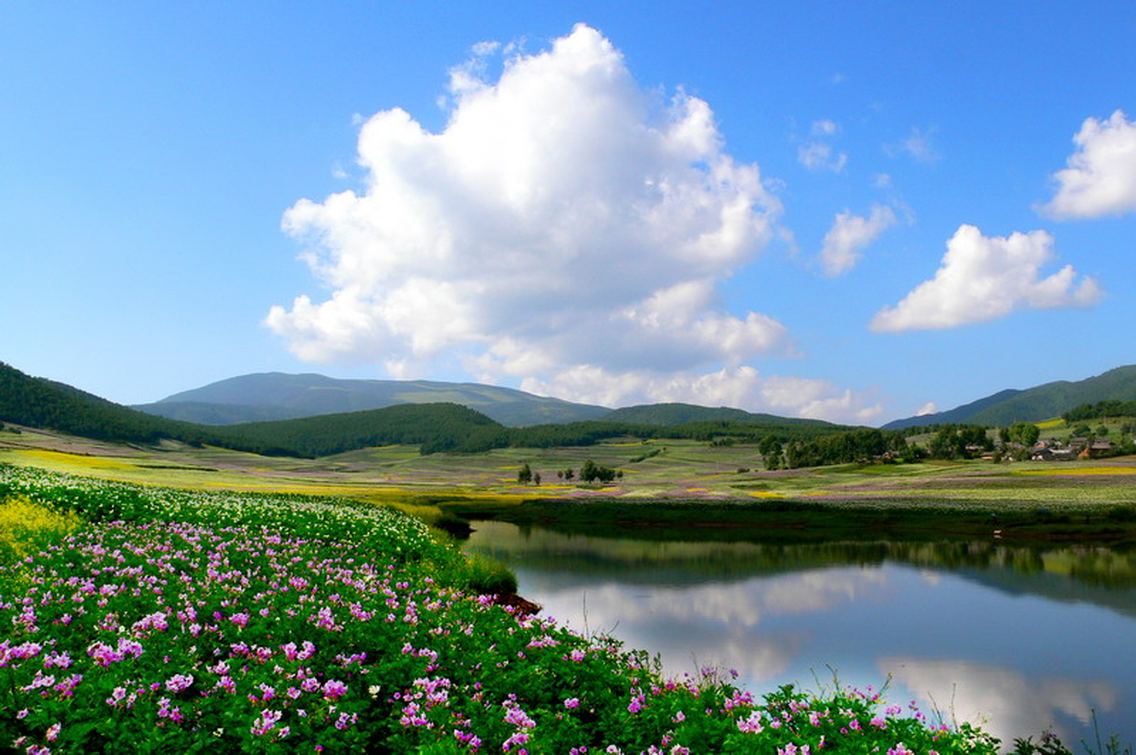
xmin=516 ymin=462 xmax=532 ymax=484
xmin=446 ymin=551 xmax=519 ymax=595
xmin=628 ymin=447 xmax=662 ymax=463
xmin=782 ymin=428 xmax=909 ymax=468
xmin=215 ymin=403 xmax=501 ymax=458
xmin=0 ymin=361 xmax=295 ymax=456
xmin=601 ymin=402 xmax=838 ymax=427
xmin=925 ymin=425 xmax=993 ymax=460
xmin=1063 ymin=400 xmax=1136 ymax=424
xmin=1008 ymin=421 xmax=1041 ymax=447
xmin=579 ymin=459 xmax=618 ymax=483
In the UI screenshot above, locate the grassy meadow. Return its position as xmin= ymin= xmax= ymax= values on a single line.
xmin=3 ymin=423 xmax=1135 ymax=540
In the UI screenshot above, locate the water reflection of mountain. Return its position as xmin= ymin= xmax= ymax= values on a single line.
xmin=464 ymin=522 xmax=1136 ymax=617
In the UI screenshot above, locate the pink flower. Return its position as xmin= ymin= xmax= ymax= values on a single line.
xmin=321 ymin=679 xmax=348 ymax=701
xmin=165 ymin=674 xmax=194 ymax=692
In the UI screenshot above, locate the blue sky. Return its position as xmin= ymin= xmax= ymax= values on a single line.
xmin=3 ymin=2 xmax=1135 ymax=425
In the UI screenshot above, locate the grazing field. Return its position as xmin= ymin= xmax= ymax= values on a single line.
xmin=0 ymin=463 xmax=1002 ymax=753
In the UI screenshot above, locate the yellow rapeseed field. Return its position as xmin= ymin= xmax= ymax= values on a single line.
xmin=0 ymin=495 xmax=83 ymax=561
xmin=14 ymin=448 xmax=138 ymax=470
xmin=1017 ymin=466 xmax=1136 ymax=476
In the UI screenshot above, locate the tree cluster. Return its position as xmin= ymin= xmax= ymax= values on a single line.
xmin=1062 ymin=401 xmax=1136 ymax=423
xmin=579 ymin=460 xmax=621 ymax=484
xmin=515 ymin=463 xmax=542 ymax=485
xmin=925 ymin=425 xmax=993 ymax=460
xmin=773 ymin=428 xmax=911 ymax=469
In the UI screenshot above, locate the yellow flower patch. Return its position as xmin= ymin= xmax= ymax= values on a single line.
xmin=15 ymin=448 xmax=138 ymax=470
xmin=1017 ymin=466 xmax=1136 ymax=476
xmin=0 ymin=496 xmax=82 ymax=561
xmin=748 ymin=491 xmax=784 ymax=499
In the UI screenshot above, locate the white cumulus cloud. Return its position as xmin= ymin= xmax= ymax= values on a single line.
xmin=819 ymin=204 xmax=897 ymax=276
xmin=1040 ymin=109 xmax=1136 ymax=219
xmin=265 ymin=24 xmax=887 ymax=422
xmin=870 ymin=224 xmax=1102 ymax=333
xmin=266 ymin=24 xmax=862 ymax=414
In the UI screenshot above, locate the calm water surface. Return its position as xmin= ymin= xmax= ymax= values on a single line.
xmin=465 ymin=521 xmax=1136 ymax=748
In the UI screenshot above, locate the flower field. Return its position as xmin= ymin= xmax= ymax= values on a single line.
xmin=0 ymin=465 xmax=1000 ymax=753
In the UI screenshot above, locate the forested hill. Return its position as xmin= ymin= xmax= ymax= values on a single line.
xmin=0 ymin=361 xmax=293 ymax=456
xmin=884 ymin=365 xmax=1136 ymax=429
xmin=604 ymin=402 xmax=838 ymax=428
xmin=220 ymin=403 xmax=502 ymax=457
xmin=0 ymin=361 xmax=509 ymax=458
xmin=882 ymin=389 xmax=1023 ymax=431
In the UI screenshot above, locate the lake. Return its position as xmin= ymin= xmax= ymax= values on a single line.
xmin=465 ymin=521 xmax=1136 ymax=749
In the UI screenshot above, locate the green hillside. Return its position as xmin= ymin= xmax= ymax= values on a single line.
xmin=604 ymin=402 xmax=838 ymax=428
xmin=135 ymin=372 xmax=609 ymax=427
xmin=883 ymin=389 xmax=1023 ymax=430
xmin=131 ymin=401 xmax=305 ymax=424
xmin=884 ymin=365 xmax=1136 ymax=429
xmin=0 ymin=362 xmax=505 ymax=458
xmin=0 ymin=361 xmax=293 ymax=456
xmin=221 ymin=403 xmax=502 ymax=457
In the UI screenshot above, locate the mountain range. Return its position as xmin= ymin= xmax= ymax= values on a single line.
xmin=139 ymin=366 xmax=1136 ymax=432
xmin=131 ymin=373 xmax=836 ymax=429
xmin=882 ymin=365 xmax=1136 ymax=429
xmin=5 ymin=361 xmax=1136 ymax=458
xmin=0 ymin=362 xmax=845 ymax=458
xmin=132 ymin=373 xmax=609 ymax=427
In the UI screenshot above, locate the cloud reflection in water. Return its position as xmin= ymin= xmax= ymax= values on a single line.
xmin=882 ymin=657 xmax=1119 ymax=746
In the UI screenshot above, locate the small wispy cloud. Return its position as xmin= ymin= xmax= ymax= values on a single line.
xmin=819 ymin=204 xmax=898 ymax=277
xmin=886 ymin=126 xmax=940 ymax=163
xmin=798 ymin=120 xmax=847 ymax=172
